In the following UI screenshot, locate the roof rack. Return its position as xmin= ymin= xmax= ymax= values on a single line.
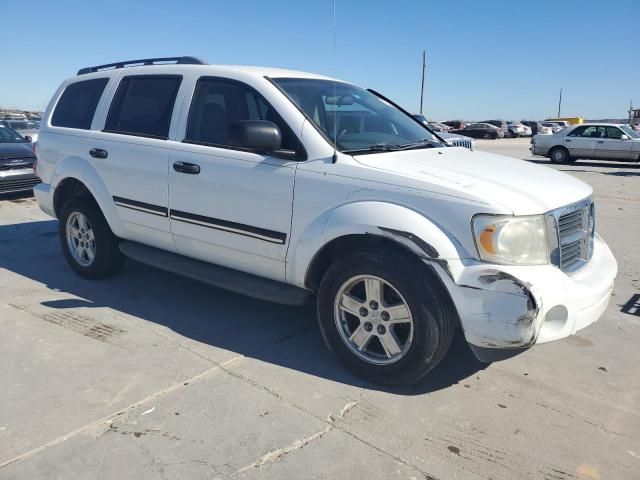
xmin=77 ymin=56 xmax=207 ymax=75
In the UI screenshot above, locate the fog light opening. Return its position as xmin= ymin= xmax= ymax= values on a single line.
xmin=542 ymin=305 xmax=569 ymax=335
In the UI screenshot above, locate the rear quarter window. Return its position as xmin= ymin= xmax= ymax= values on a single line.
xmin=51 ymin=78 xmax=109 ymax=129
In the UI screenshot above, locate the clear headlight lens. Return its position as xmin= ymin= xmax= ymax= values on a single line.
xmin=472 ymin=215 xmax=549 ymax=265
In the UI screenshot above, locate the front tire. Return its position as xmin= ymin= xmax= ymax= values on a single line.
xmin=549 ymin=146 xmax=574 ymax=164
xmin=59 ymin=199 xmax=124 ymax=279
xmin=317 ymin=250 xmax=455 ymax=385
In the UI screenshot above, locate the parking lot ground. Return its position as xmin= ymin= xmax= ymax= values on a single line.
xmin=1 ymin=139 xmax=639 ymax=479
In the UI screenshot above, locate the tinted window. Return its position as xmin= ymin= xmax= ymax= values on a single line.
xmin=185 ymin=77 xmax=298 ymax=151
xmin=51 ymin=78 xmax=109 ymax=129
xmin=568 ymin=126 xmax=587 ymax=137
xmin=105 ymin=75 xmax=181 ymax=139
xmin=605 ymin=126 xmax=623 ymax=139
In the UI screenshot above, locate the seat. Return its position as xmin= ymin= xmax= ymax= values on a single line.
xmin=199 ymin=103 xmax=228 ymax=145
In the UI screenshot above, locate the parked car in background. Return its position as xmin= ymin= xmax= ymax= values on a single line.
xmin=541 ymin=121 xmax=564 ymax=134
xmin=506 ymin=121 xmax=530 ymax=138
xmin=33 ymin=56 xmax=617 ymax=384
xmin=412 ymin=115 xmax=474 ymax=149
xmin=442 ymin=120 xmax=465 ymax=129
xmin=482 ymin=120 xmax=508 ymax=137
xmin=431 ymin=122 xmax=452 ymax=132
xmin=0 ymin=124 xmax=40 ymax=195
xmin=451 ymin=122 xmax=503 ymax=139
xmin=522 ymin=121 xmax=552 ymax=135
xmin=0 ymin=119 xmax=39 ymax=142
xmin=531 ymin=123 xmax=640 ymax=163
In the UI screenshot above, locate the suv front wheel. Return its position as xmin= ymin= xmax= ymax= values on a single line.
xmin=317 ymin=250 xmax=455 ymax=385
xmin=59 ymin=199 xmax=124 ymax=279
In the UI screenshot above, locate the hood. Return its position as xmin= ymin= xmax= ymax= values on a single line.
xmin=353 ymin=147 xmax=593 ymax=215
xmin=0 ymin=142 xmax=34 ymax=162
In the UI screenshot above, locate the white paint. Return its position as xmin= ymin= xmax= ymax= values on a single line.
xmin=34 ymin=63 xmax=617 ymax=356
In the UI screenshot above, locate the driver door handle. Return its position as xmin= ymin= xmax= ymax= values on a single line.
xmin=89 ymin=148 xmax=108 ymax=159
xmin=173 ymin=161 xmax=201 ymax=174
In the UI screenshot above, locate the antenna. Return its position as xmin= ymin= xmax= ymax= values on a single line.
xmin=419 ymin=50 xmax=426 ymax=115
xmin=331 ymin=0 xmax=338 ymax=164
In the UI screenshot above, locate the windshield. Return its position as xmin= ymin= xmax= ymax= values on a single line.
xmin=272 ymin=78 xmax=442 ymax=153
xmin=620 ymin=125 xmax=640 ymax=139
xmin=0 ymin=125 xmax=27 ymax=143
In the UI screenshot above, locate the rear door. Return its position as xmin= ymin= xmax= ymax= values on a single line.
xmin=168 ymin=76 xmax=300 ymax=282
xmin=594 ymin=126 xmax=634 ymax=160
xmin=90 ymin=74 xmax=184 ymax=251
xmin=564 ymin=125 xmax=597 ymax=158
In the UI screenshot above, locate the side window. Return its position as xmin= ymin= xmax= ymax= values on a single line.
xmin=605 ymin=126 xmax=623 ymax=139
xmin=568 ymin=126 xmax=586 ymax=137
xmin=185 ymin=77 xmax=298 ymax=151
xmin=105 ymin=75 xmax=182 ymax=139
xmin=51 ymin=78 xmax=109 ymax=129
xmin=577 ymin=126 xmax=600 ymax=138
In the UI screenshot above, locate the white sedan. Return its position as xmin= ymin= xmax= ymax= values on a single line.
xmin=531 ymin=123 xmax=640 ymax=163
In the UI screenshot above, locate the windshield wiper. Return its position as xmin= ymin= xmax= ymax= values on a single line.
xmin=343 ymin=143 xmax=402 ymax=154
xmin=396 ymin=138 xmax=440 ymax=150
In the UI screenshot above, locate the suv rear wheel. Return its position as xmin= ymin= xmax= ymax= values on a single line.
xmin=317 ymin=250 xmax=455 ymax=385
xmin=59 ymin=199 xmax=124 ymax=279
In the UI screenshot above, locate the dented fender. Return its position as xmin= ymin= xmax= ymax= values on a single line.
xmin=286 ymin=201 xmax=467 ymax=287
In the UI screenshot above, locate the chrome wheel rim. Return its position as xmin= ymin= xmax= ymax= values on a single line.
xmin=334 ymin=275 xmax=414 ymax=365
xmin=66 ymin=212 xmax=96 ymax=267
xmin=552 ymin=149 xmax=565 ymax=162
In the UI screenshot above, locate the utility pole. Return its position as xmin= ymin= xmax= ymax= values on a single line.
xmin=629 ymin=100 xmax=633 ymax=124
xmin=419 ymin=50 xmax=426 ymax=115
xmin=557 ymin=88 xmax=562 ymax=118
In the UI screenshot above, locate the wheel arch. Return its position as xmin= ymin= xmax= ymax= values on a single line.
xmin=287 ymin=201 xmax=465 ymax=290
xmin=51 ymin=157 xmax=126 ymax=237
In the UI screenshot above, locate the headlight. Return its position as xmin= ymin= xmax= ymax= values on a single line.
xmin=472 ymin=215 xmax=549 ymax=265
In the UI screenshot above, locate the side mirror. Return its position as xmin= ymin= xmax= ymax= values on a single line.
xmin=24 ymin=135 xmax=32 ymax=142
xmin=620 ymin=134 xmax=629 ymax=141
xmin=228 ymin=120 xmax=281 ymax=151
xmin=228 ymin=120 xmax=298 ymax=160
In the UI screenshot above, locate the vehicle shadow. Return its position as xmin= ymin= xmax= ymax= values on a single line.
xmin=528 ymin=158 xmax=640 ymax=173
xmin=0 ymin=219 xmax=488 ymax=395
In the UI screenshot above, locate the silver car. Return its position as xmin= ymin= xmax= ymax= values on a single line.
xmin=531 ymin=123 xmax=640 ymax=163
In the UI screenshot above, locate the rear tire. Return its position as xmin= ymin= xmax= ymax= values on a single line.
xmin=483 ymin=132 xmax=491 ymax=139
xmin=549 ymin=146 xmax=574 ymax=164
xmin=317 ymin=250 xmax=456 ymax=385
xmin=59 ymin=198 xmax=124 ymax=279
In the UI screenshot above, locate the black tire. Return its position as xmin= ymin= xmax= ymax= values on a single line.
xmin=59 ymin=198 xmax=124 ymax=279
xmin=483 ymin=132 xmax=491 ymax=139
xmin=549 ymin=146 xmax=574 ymax=164
xmin=317 ymin=250 xmax=456 ymax=385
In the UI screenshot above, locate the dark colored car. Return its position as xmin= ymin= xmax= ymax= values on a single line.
xmin=482 ymin=120 xmax=508 ymax=137
xmin=521 ymin=120 xmax=543 ymax=135
xmin=450 ymin=122 xmax=503 ymax=139
xmin=442 ymin=120 xmax=466 ymax=129
xmin=0 ymin=124 xmax=40 ymax=195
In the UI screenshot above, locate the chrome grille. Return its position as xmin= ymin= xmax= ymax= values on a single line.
xmin=550 ymin=198 xmax=594 ymax=271
xmin=449 ymin=139 xmax=474 ymax=150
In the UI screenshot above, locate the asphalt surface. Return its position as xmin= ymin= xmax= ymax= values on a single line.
xmin=0 ymin=138 xmax=638 ymax=479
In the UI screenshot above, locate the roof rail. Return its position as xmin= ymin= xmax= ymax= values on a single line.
xmin=77 ymin=56 xmax=207 ymax=75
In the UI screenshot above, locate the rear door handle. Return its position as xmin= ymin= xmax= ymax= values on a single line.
xmin=565 ymin=139 xmax=571 ymax=142
xmin=89 ymin=148 xmax=108 ymax=159
xmin=173 ymin=161 xmax=200 ymax=174
xmin=597 ymin=140 xmax=604 ymax=144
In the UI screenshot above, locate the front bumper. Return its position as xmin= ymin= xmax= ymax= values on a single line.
xmin=0 ymin=168 xmax=40 ymax=195
xmin=431 ymin=234 xmax=617 ymax=361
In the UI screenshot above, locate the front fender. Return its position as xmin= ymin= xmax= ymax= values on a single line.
xmin=286 ymin=201 xmax=466 ymax=287
xmin=51 ymin=156 xmax=126 ymax=238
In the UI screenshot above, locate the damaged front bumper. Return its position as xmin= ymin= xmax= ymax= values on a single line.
xmin=430 ymin=233 xmax=617 ymax=362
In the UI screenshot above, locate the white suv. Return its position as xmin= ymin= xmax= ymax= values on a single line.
xmin=33 ymin=57 xmax=617 ymax=384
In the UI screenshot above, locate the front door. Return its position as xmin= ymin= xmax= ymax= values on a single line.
xmin=168 ymin=77 xmax=301 ymax=282
xmin=594 ymin=126 xmax=634 ymax=160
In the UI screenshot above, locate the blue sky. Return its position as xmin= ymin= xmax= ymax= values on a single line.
xmin=3 ymin=0 xmax=638 ymax=120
